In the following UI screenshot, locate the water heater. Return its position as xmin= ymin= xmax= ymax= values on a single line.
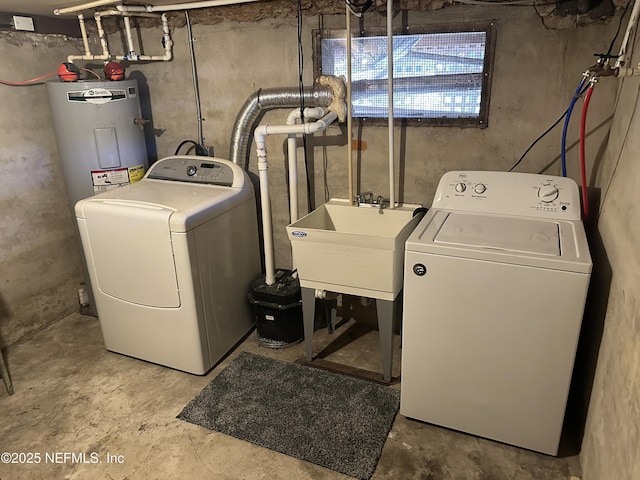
xmin=47 ymin=79 xmax=148 ymax=203
xmin=47 ymin=79 xmax=149 ymax=316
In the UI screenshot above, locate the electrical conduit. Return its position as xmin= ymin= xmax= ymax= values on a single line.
xmin=186 ymin=11 xmax=205 ymax=146
xmin=255 ymin=111 xmax=338 ymax=285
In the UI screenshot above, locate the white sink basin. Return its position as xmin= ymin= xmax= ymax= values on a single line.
xmin=287 ymin=198 xmax=422 ymax=300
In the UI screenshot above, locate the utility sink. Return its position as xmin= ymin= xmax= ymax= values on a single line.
xmin=287 ymin=198 xmax=423 ymax=300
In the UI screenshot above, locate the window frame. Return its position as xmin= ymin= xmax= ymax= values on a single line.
xmin=313 ymin=21 xmax=496 ymax=128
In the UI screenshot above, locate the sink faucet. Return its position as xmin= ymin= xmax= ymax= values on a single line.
xmin=355 ymin=191 xmax=374 ymax=205
xmin=376 ymin=196 xmax=388 ymax=212
xmin=355 ymin=192 xmax=388 ymax=211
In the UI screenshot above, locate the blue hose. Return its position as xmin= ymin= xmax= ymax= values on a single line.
xmin=561 ymin=78 xmax=587 ymax=177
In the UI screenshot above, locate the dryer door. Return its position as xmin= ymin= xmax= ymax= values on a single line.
xmin=82 ymin=200 xmax=180 ymax=307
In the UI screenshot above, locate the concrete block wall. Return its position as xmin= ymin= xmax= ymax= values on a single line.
xmin=580 ymin=72 xmax=640 ymax=478
xmin=0 ymin=32 xmax=84 ymax=348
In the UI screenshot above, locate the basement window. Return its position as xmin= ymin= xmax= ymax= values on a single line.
xmin=313 ymin=23 xmax=495 ymax=127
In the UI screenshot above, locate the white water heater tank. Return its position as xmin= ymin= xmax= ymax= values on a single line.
xmin=46 ymin=79 xmax=148 ymax=207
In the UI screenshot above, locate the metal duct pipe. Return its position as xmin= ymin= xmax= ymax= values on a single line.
xmin=229 ymin=85 xmax=333 ymax=168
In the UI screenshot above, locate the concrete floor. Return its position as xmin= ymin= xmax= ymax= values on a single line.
xmin=0 ymin=309 xmax=581 ymax=480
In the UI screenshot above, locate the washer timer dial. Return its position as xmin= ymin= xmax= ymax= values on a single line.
xmin=538 ymin=185 xmax=559 ymax=203
xmin=454 ymin=182 xmax=466 ymax=193
xmin=473 ymin=183 xmax=486 ymax=194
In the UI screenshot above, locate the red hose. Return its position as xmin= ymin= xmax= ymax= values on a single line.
xmin=1 ymin=67 xmax=102 ymax=86
xmin=0 ymin=71 xmax=58 ymax=86
xmin=579 ymin=84 xmax=594 ymax=223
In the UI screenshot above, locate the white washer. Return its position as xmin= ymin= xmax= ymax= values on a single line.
xmin=401 ymin=170 xmax=592 ymax=455
xmin=75 ymin=156 xmax=261 ymax=374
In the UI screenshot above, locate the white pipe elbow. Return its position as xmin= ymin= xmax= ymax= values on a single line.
xmin=116 ymin=5 xmax=147 ymax=12
xmin=305 ymin=111 xmax=338 ymax=134
xmin=286 ymin=106 xmax=328 ymax=125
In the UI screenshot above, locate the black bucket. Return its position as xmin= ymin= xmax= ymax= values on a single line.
xmin=247 ymin=270 xmax=303 ymax=348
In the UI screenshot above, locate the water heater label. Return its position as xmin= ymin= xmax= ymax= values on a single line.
xmin=128 ymin=165 xmax=145 ymax=183
xmin=67 ymin=88 xmax=128 ymax=104
xmin=91 ymin=168 xmax=131 ymax=193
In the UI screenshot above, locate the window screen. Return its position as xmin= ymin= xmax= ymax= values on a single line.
xmin=314 ymin=23 xmax=495 ymax=127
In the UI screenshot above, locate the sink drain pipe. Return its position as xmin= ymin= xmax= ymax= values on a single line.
xmin=254 ymin=111 xmax=338 ymax=285
xmin=286 ymin=106 xmax=331 ymax=224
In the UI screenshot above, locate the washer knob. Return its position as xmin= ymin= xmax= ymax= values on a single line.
xmin=538 ymin=185 xmax=559 ymax=203
xmin=187 ymin=165 xmax=197 ymax=176
xmin=474 ymin=183 xmax=486 ymax=194
xmin=454 ymin=182 xmax=466 ymax=193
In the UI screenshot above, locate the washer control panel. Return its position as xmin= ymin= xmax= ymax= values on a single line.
xmin=432 ymin=171 xmax=582 ymax=220
xmin=146 ymin=155 xmax=240 ymax=187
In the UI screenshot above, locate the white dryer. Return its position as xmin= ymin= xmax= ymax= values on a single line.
xmin=401 ymin=171 xmax=592 ymax=455
xmin=75 ymin=156 xmax=261 ymax=374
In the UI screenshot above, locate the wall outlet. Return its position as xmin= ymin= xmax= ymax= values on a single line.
xmin=202 ymin=145 xmax=215 ymax=157
xmin=12 ymin=16 xmax=35 ymax=31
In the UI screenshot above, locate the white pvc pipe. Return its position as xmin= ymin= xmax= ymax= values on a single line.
xmin=68 ymin=12 xmax=111 ymax=62
xmin=259 ymin=112 xmax=337 ymax=137
xmin=67 ymin=12 xmax=172 ymax=63
xmin=67 ymin=53 xmax=108 ymax=63
xmin=255 ymin=137 xmax=274 ymax=285
xmin=111 ymin=12 xmax=172 ymax=61
xmin=286 ymin=106 xmax=328 ymax=126
xmin=55 ymin=0 xmax=261 ymax=14
xmin=123 ymin=16 xmax=136 ymax=58
xmin=346 ymin=6 xmax=354 ymax=204
xmin=286 ymin=107 xmax=328 ymax=223
xmin=78 ymin=14 xmax=91 ymax=56
xmin=287 ymin=133 xmax=299 ymax=223
xmin=146 ymin=0 xmax=261 ymax=12
xmin=59 ymin=0 xmax=257 ymax=61
xmin=255 ymin=111 xmax=338 ymax=285
xmin=55 ymin=0 xmax=121 ymax=15
xmin=96 ymin=12 xmax=111 ymax=58
xmin=116 ymin=5 xmax=147 ymax=12
xmin=387 ymin=0 xmax=396 ymax=209
xmin=315 ymin=289 xmax=339 ymax=300
xmin=616 ymin=0 xmax=640 ymax=70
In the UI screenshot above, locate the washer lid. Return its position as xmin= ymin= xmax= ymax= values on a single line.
xmin=406 ymin=210 xmax=592 ymax=273
xmin=434 ymin=213 xmax=560 ymax=256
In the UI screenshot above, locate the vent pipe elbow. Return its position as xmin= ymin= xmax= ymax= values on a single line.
xmin=229 ymin=85 xmax=334 ymax=168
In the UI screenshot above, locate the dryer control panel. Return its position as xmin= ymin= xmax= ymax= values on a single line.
xmin=432 ymin=171 xmax=582 ymax=220
xmin=146 ymin=155 xmax=245 ymax=187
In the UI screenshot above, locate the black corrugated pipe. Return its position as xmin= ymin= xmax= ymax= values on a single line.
xmin=229 ymin=85 xmax=334 ymax=169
